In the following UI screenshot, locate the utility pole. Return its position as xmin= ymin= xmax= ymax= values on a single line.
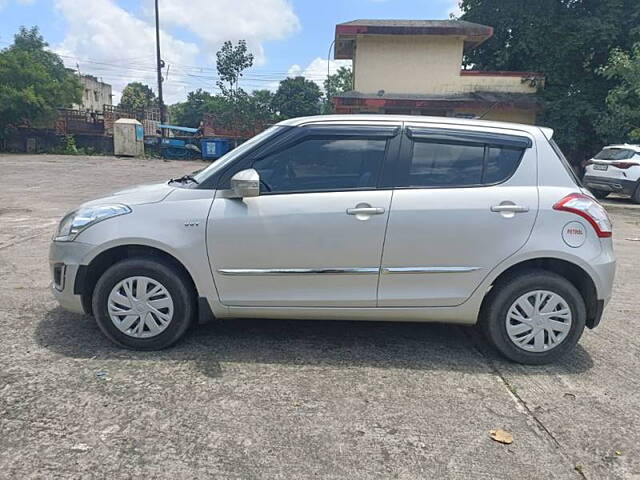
xmin=154 ymin=0 xmax=166 ymax=129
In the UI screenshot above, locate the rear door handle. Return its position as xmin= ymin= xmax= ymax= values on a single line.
xmin=346 ymin=207 xmax=385 ymax=215
xmin=490 ymin=204 xmax=529 ymax=213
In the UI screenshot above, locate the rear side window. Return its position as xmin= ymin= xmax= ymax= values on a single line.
xmin=406 ymin=140 xmax=525 ymax=188
xmin=484 ymin=146 xmax=524 ymax=184
xmin=409 ymin=142 xmax=484 ymax=187
xmin=594 ymin=148 xmax=635 ymax=160
xmin=252 ymin=137 xmax=387 ymax=193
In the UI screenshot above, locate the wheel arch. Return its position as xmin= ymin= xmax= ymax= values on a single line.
xmin=479 ymin=257 xmax=600 ymax=329
xmin=75 ymin=244 xmax=198 ymax=315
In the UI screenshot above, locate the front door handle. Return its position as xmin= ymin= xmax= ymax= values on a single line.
xmin=347 ymin=207 xmax=385 ymax=215
xmin=490 ymin=204 xmax=529 ymax=213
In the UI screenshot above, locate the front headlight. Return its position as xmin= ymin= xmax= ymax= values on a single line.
xmin=55 ymin=204 xmax=131 ymax=242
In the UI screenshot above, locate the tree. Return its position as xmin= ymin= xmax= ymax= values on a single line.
xmin=170 ymin=89 xmax=223 ymax=127
xmin=459 ymin=0 xmax=640 ymax=163
xmin=324 ymin=66 xmax=353 ymax=99
xmin=597 ymin=43 xmax=640 ymax=142
xmin=119 ymin=82 xmax=157 ymax=111
xmin=0 ymin=26 xmax=81 ymax=137
xmin=272 ymin=76 xmax=322 ymax=119
xmin=216 ymin=40 xmax=254 ymax=94
xmin=323 ymin=66 xmax=353 ymax=113
xmin=248 ymin=89 xmax=277 ymax=127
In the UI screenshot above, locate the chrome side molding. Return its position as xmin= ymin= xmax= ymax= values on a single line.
xmin=382 ymin=267 xmax=481 ymax=274
xmin=218 ymin=267 xmax=379 ymax=276
xmin=218 ymin=266 xmax=481 ymax=276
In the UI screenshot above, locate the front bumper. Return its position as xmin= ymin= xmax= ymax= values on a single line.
xmin=49 ymin=241 xmax=95 ymax=314
xmin=583 ymin=175 xmax=637 ymax=195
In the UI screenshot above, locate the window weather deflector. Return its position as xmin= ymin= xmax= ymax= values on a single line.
xmin=406 ymin=127 xmax=532 ymax=149
xmin=304 ymin=125 xmax=400 ymax=138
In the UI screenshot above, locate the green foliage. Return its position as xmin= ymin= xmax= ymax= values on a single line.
xmin=170 ymin=39 xmax=324 ymax=133
xmin=597 ymin=43 xmax=640 ymax=141
xmin=119 ymin=82 xmax=157 ymax=111
xmin=459 ymin=0 xmax=640 ymax=162
xmin=170 ymin=89 xmax=222 ymax=127
xmin=0 ymin=26 xmax=82 ymax=138
xmin=53 ymin=135 xmax=78 ymax=155
xmin=272 ymin=76 xmax=322 ymax=119
xmin=323 ymin=66 xmax=353 ymax=113
xmin=216 ymin=40 xmax=254 ymax=94
xmin=324 ymin=66 xmax=353 ymax=97
xmin=169 ymin=40 xmax=277 ymax=133
xmin=214 ymin=89 xmax=278 ymax=134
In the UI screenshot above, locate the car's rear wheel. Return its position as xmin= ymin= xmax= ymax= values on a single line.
xmin=590 ymin=189 xmax=610 ymax=200
xmin=92 ymin=258 xmax=195 ymax=350
xmin=481 ymin=270 xmax=586 ymax=364
xmin=632 ymin=182 xmax=640 ymax=204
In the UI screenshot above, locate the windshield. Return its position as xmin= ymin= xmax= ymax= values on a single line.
xmin=192 ymin=125 xmax=285 ymax=184
xmin=594 ymin=148 xmax=635 ymax=160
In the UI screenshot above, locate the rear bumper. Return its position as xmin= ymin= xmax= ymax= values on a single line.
xmin=583 ymin=175 xmax=637 ymax=195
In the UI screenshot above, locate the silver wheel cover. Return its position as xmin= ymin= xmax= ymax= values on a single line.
xmin=107 ymin=276 xmax=174 ymax=338
xmin=505 ymin=290 xmax=572 ymax=353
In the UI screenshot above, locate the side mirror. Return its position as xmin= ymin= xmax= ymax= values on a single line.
xmin=230 ymin=168 xmax=260 ymax=198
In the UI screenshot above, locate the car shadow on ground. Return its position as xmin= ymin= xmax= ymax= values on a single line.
xmin=35 ymin=307 xmax=593 ymax=378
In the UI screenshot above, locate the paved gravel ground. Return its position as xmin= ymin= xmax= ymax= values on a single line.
xmin=1 ymin=154 xmax=639 ymax=479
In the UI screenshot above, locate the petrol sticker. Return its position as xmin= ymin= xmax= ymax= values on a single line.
xmin=562 ymin=221 xmax=586 ymax=248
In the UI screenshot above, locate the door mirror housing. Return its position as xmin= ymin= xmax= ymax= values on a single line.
xmin=230 ymin=168 xmax=260 ymax=198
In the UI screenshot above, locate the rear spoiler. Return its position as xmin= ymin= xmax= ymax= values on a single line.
xmin=540 ymin=127 xmax=554 ymax=141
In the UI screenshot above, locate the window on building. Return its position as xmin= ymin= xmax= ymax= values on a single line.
xmin=253 ymin=137 xmax=387 ymax=193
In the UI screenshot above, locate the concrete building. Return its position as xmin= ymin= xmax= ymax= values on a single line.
xmin=74 ymin=75 xmax=112 ymax=112
xmin=332 ymin=20 xmax=544 ymax=124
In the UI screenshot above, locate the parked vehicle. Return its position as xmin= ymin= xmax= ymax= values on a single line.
xmin=50 ymin=115 xmax=616 ymax=364
xmin=583 ymin=144 xmax=640 ymax=202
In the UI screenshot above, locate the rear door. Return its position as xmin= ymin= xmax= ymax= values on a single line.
xmin=378 ymin=123 xmax=538 ymax=307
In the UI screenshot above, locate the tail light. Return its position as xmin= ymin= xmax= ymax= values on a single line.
xmin=611 ymin=161 xmax=638 ymax=169
xmin=553 ymin=193 xmax=612 ymax=238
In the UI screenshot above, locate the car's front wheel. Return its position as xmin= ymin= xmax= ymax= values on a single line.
xmin=481 ymin=270 xmax=586 ymax=364
xmin=92 ymin=258 xmax=195 ymax=350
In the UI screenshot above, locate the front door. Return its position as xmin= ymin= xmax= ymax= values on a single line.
xmin=378 ymin=124 xmax=539 ymax=307
xmin=208 ymin=125 xmax=399 ymax=307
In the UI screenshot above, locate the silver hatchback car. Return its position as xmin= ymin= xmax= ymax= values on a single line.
xmin=50 ymin=115 xmax=615 ymax=364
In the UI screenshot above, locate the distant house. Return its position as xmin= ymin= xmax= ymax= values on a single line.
xmin=332 ymin=20 xmax=544 ymax=124
xmin=73 ymin=74 xmax=113 ymax=112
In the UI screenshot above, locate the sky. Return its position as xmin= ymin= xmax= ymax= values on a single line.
xmin=0 ymin=0 xmax=461 ymax=104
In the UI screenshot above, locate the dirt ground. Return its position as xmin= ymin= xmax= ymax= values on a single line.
xmin=1 ymin=154 xmax=639 ymax=479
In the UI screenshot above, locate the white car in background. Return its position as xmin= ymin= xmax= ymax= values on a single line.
xmin=583 ymin=144 xmax=640 ymax=203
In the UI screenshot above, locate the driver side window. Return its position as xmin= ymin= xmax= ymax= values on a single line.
xmin=252 ymin=137 xmax=387 ymax=194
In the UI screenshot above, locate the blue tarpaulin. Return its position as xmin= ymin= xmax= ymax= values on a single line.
xmin=158 ymin=124 xmax=199 ymax=134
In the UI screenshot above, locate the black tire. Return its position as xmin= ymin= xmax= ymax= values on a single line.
xmin=590 ymin=189 xmax=609 ymax=200
xmin=632 ymin=183 xmax=640 ymax=204
xmin=480 ymin=269 xmax=586 ymax=365
xmin=92 ymin=257 xmax=195 ymax=350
